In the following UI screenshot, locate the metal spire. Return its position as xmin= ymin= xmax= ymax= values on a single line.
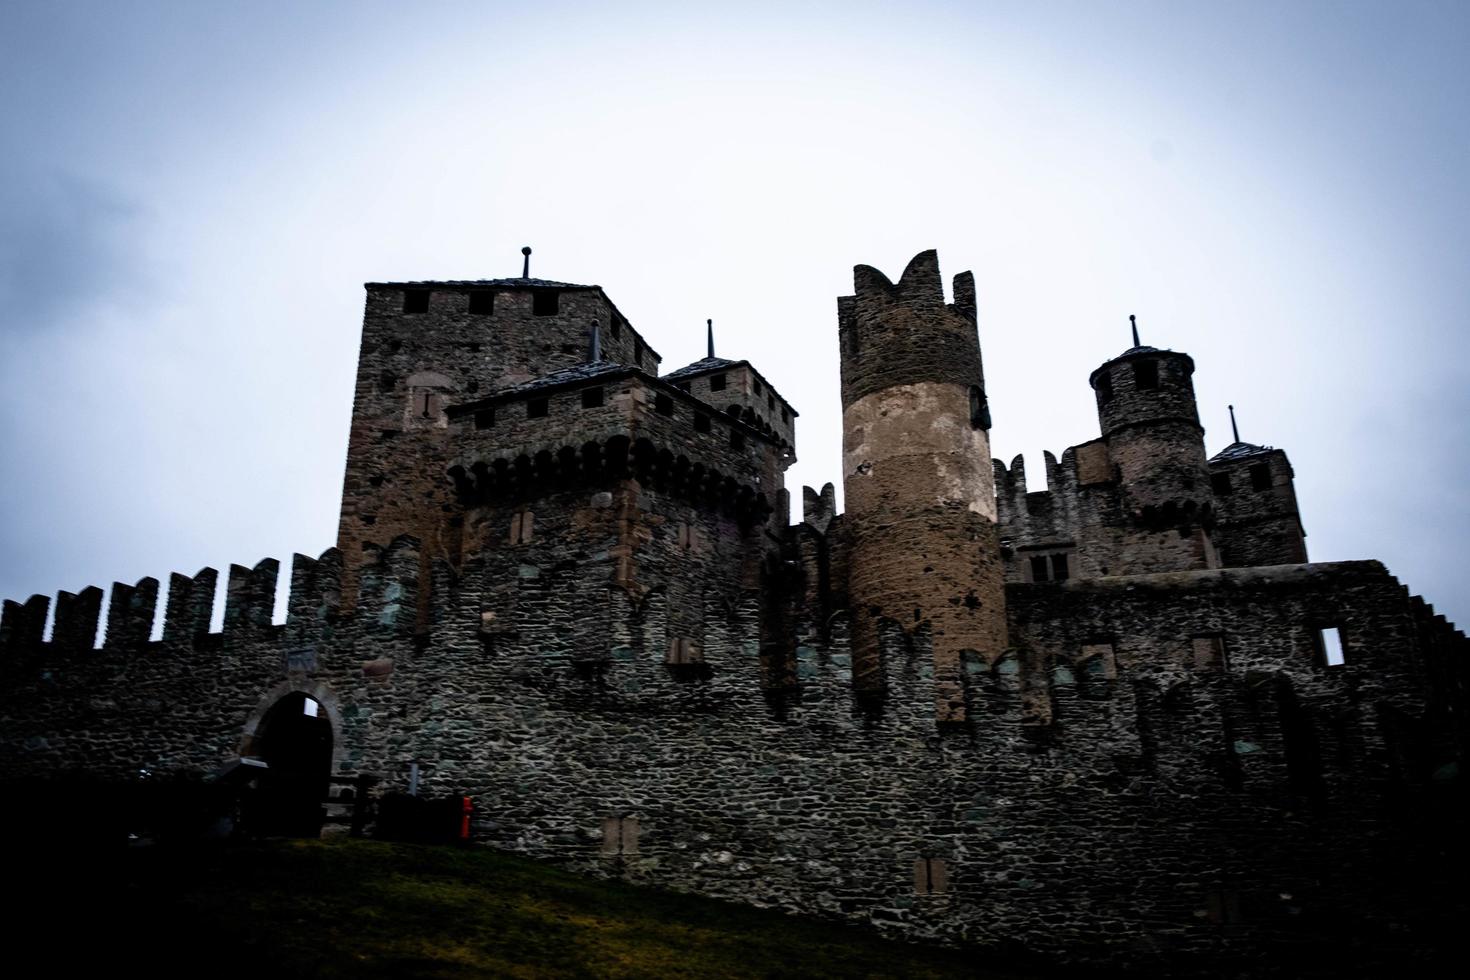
xmin=589 ymin=320 xmax=602 ymax=363
xmin=707 ymin=318 xmax=715 ymax=359
xmin=1229 ymin=404 xmax=1240 ymax=444
xmin=521 ymin=246 xmax=532 ymax=278
xmin=1130 ymin=314 xmax=1140 ymax=349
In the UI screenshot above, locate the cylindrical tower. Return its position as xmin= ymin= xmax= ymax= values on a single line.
xmin=1088 ymin=336 xmax=1214 ymax=528
xmin=838 ymin=250 xmax=1006 ymax=723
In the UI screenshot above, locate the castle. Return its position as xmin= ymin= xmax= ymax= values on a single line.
xmin=2 ymin=249 xmax=1466 ymax=974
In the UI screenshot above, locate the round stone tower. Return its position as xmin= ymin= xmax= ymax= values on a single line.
xmin=837 ymin=250 xmax=1006 ymax=722
xmin=1088 ymin=328 xmax=1214 ymax=528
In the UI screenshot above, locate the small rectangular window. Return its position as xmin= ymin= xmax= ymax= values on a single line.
xmin=402 ymin=289 xmax=430 ymax=314
xmin=1134 ymin=360 xmax=1159 ymax=390
xmin=667 ymin=637 xmax=703 ymax=664
xmin=509 ymin=511 xmax=534 ymax=545
xmin=581 ymin=387 xmax=604 ymax=409
xmin=527 ymin=398 xmax=549 ymax=419
xmin=676 ymin=522 xmax=693 ymax=550
xmin=467 ymin=290 xmax=494 ymax=315
xmin=532 ymin=290 xmax=559 ymax=316
xmin=1050 ymin=553 xmax=1069 ymax=581
xmin=752 ymin=378 xmax=763 ymax=395
xmin=1030 ymin=556 xmax=1049 ymax=582
xmin=1249 ymin=463 xmax=1272 ymax=491
xmin=1096 ymin=372 xmax=1114 ymax=403
xmin=730 ymin=429 xmax=745 ymax=450
xmin=654 ymin=393 xmax=674 ymax=416
xmin=709 ymin=373 xmax=727 ymax=392
xmin=694 ymin=413 xmax=711 ymax=433
xmin=474 ymin=408 xmax=495 ymax=430
xmin=634 ymin=339 xmax=643 ymax=364
xmin=1317 ymin=627 xmax=1345 ymax=667
xmin=767 ymin=393 xmax=774 ymax=410
xmin=781 ymin=408 xmax=789 ymax=424
xmin=1192 ymin=634 xmax=1228 ymax=670
xmin=1211 ymin=472 xmax=1233 ymax=495
xmin=913 ymin=857 xmax=949 ymax=896
xmin=610 ymin=319 xmax=622 ymax=339
xmin=602 ymin=815 xmax=639 ymax=855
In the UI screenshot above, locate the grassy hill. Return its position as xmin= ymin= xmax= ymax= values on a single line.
xmin=27 ymin=837 xmax=1057 ymax=978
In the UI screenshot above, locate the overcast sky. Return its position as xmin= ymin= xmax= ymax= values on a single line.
xmin=2 ymin=0 xmax=1467 ymax=635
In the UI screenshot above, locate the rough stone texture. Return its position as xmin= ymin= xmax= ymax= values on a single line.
xmin=3 ymin=250 xmax=1467 ymax=977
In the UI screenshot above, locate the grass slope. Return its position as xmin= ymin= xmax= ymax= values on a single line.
xmin=26 ymin=838 xmax=1051 ymax=979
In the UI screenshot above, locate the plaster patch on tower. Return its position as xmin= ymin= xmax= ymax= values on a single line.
xmin=841 ymin=382 xmax=997 ymax=521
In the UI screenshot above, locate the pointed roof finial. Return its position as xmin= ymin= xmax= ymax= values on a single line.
xmin=1130 ymin=313 xmax=1140 ymax=349
xmin=1229 ymin=404 xmax=1240 ymax=444
xmin=521 ymin=246 xmax=532 ymax=279
xmin=588 ymin=319 xmax=602 ymax=363
xmin=707 ymin=318 xmax=715 ymax=359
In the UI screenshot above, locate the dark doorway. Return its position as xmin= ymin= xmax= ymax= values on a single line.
xmin=249 ymin=693 xmax=332 ymax=837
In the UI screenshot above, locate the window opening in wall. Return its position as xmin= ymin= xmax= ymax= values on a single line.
xmin=532 ymin=290 xmax=559 ymax=316
xmin=781 ymin=408 xmax=789 ymax=424
xmin=1249 ymin=463 xmax=1272 ymax=491
xmin=753 ymin=378 xmax=763 ymax=395
xmin=610 ymin=319 xmax=622 ymax=339
xmin=601 ymin=815 xmax=640 ymax=856
xmin=1317 ymin=627 xmax=1345 ymax=667
xmin=415 ymin=392 xmax=441 ymax=419
xmin=766 ymin=393 xmax=774 ymax=410
xmin=730 ymin=429 xmax=745 ymax=450
xmin=1030 ymin=556 xmax=1049 ymax=582
xmin=694 ymin=413 xmax=711 ymax=433
xmin=1206 ymin=889 xmax=1242 ymax=925
xmin=1096 ymin=372 xmax=1114 ymax=403
xmin=1211 ymin=472 xmax=1233 ymax=495
xmin=1193 ymin=634 xmax=1229 ymax=670
xmin=654 ymin=393 xmax=674 ymax=416
xmin=666 ymin=637 xmax=703 ymax=664
xmin=467 ymin=290 xmax=494 ymax=315
xmin=527 ymin=398 xmax=549 ymax=419
xmin=913 ymin=857 xmax=949 ymax=895
xmin=676 ymin=522 xmax=693 ymax=550
xmin=581 ymin=387 xmax=604 ymax=408
xmin=402 ymin=289 xmax=430 ymax=314
xmin=969 ymin=386 xmax=990 ymax=429
xmin=634 ymin=339 xmax=643 ymax=363
xmin=509 ymin=511 xmax=535 ymax=545
xmin=1050 ymin=553 xmax=1069 ymax=581
xmin=474 ymin=408 xmax=495 ymax=430
xmin=709 ymin=373 xmax=727 ymax=392
xmin=1134 ymin=360 xmax=1159 ymax=389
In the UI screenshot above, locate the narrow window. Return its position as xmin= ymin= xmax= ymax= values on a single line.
xmin=474 ymin=408 xmax=495 ymax=430
xmin=969 ymin=385 xmax=990 ymax=429
xmin=913 ymin=857 xmax=949 ymax=896
xmin=1050 ymin=553 xmax=1069 ymax=582
xmin=1096 ymin=372 xmax=1114 ymax=403
xmin=654 ymin=393 xmax=674 ymax=416
xmin=1192 ymin=634 xmax=1229 ymax=670
xmin=467 ymin=290 xmax=494 ymax=315
xmin=753 ymin=378 xmax=763 ymax=395
xmin=730 ymin=429 xmax=745 ymax=450
xmin=601 ymin=815 xmax=640 ymax=856
xmin=767 ymin=393 xmax=774 ymax=410
xmin=1317 ymin=627 xmax=1345 ymax=667
xmin=1249 ymin=463 xmax=1272 ymax=491
xmin=509 ymin=511 xmax=535 ymax=545
xmin=709 ymin=373 xmax=727 ymax=392
xmin=581 ymin=387 xmax=604 ymax=409
xmin=527 ymin=397 xmax=549 ymax=419
xmin=694 ymin=413 xmax=711 ymax=434
xmin=402 ymin=289 xmax=430 ymax=314
xmin=1211 ymin=472 xmax=1233 ymax=495
xmin=1030 ymin=555 xmax=1049 ymax=582
xmin=675 ymin=522 xmax=693 ymax=550
xmin=532 ymin=290 xmax=559 ymax=316
xmin=610 ymin=319 xmax=622 ymax=339
xmin=781 ymin=408 xmax=789 ymax=424
xmin=1134 ymin=360 xmax=1159 ymax=390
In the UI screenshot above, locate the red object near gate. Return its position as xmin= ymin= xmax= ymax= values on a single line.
xmin=459 ymin=796 xmax=472 ymax=840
